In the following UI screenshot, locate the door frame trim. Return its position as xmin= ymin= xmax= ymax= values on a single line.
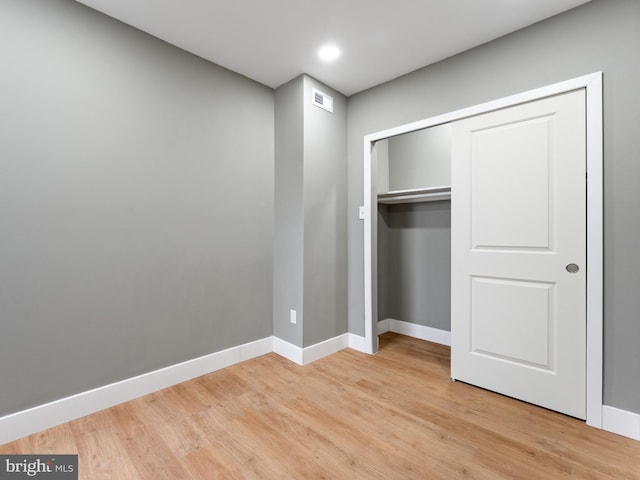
xmin=362 ymin=72 xmax=603 ymax=428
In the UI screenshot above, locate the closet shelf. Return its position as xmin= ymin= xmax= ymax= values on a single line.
xmin=377 ymin=186 xmax=451 ymax=204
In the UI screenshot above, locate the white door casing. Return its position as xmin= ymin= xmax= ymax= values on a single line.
xmin=450 ymin=90 xmax=586 ymax=419
xmin=362 ymin=72 xmax=602 ymax=426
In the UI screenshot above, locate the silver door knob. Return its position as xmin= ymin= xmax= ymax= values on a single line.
xmin=566 ymin=263 xmax=580 ymax=273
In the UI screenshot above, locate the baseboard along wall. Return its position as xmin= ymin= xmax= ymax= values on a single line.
xmin=1 ymin=325 xmax=637 ymax=445
xmin=0 ymin=334 xmax=368 ymax=446
xmin=378 ymin=318 xmax=451 ymax=346
xmin=274 ymin=333 xmax=367 ymax=366
xmin=602 ymin=406 xmax=640 ymax=441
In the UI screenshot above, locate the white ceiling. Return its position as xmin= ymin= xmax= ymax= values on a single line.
xmin=75 ymin=0 xmax=592 ymax=96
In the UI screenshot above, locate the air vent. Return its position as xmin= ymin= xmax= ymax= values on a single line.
xmin=312 ymin=88 xmax=334 ymax=113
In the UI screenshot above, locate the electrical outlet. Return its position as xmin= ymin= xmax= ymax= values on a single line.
xmin=290 ymin=309 xmax=297 ymax=324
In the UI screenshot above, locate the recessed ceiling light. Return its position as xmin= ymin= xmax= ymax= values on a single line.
xmin=318 ymin=45 xmax=340 ymax=62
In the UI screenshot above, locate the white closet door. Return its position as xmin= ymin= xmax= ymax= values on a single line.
xmin=451 ymin=90 xmax=587 ymax=419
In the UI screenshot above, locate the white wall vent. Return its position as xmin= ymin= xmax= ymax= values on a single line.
xmin=312 ymin=88 xmax=334 ymax=113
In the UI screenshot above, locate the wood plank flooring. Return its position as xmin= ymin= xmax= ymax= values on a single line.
xmin=1 ymin=333 xmax=639 ymax=479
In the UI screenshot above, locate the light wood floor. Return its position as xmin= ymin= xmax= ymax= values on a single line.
xmin=1 ymin=333 xmax=639 ymax=479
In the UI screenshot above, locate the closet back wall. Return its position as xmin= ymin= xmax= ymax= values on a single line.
xmin=0 ymin=0 xmax=274 ymax=416
xmin=378 ymin=202 xmax=451 ymax=331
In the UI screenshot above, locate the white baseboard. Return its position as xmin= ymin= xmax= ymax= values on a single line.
xmin=303 ymin=334 xmax=349 ymax=364
xmin=274 ymin=334 xmax=351 ymax=365
xmin=377 ymin=318 xmax=391 ymax=334
xmin=602 ymin=405 xmax=640 ymax=440
xmin=272 ymin=337 xmax=302 ymax=364
xmin=0 ymin=336 xmax=273 ymax=446
xmin=379 ymin=318 xmax=451 ymax=346
xmin=4 ymin=330 xmax=636 ymax=446
xmin=347 ymin=333 xmax=369 ymax=353
xmin=1 ymin=331 xmax=363 ymax=445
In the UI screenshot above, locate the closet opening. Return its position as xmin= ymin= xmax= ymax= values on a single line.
xmin=374 ymin=124 xmax=452 ymax=350
xmin=362 ymin=72 xmax=603 ymax=427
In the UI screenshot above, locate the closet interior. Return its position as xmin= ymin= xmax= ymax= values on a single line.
xmin=375 ymin=123 xmax=452 ymax=335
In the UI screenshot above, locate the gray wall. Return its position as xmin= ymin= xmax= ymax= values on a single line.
xmin=273 ymin=76 xmax=304 ymax=346
xmin=0 ymin=0 xmax=274 ymax=416
xmin=388 ymin=124 xmax=451 ymax=191
xmin=302 ymin=77 xmax=348 ymax=347
xmin=274 ymin=75 xmax=348 ymax=348
xmin=378 ymin=202 xmax=451 ymax=331
xmin=348 ymin=0 xmax=640 ymax=413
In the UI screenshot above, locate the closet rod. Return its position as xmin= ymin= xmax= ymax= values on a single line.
xmin=377 ymin=186 xmax=451 ymax=204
